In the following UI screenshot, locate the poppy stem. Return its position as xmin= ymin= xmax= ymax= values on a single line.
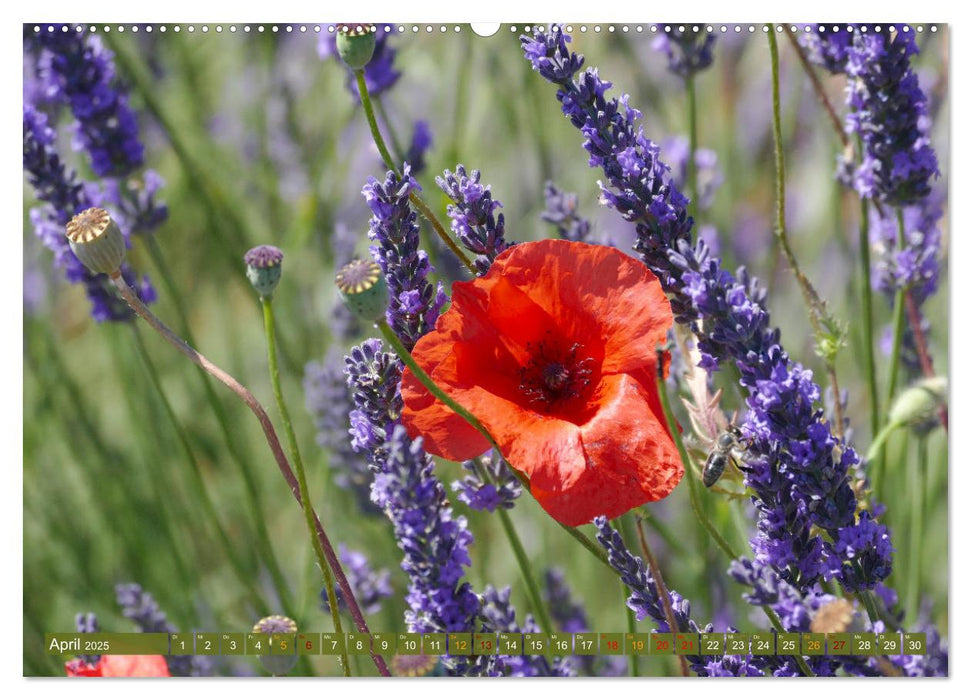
xmin=354 ymin=70 xmax=476 ymax=274
xmin=260 ymin=296 xmax=350 ymax=677
xmin=109 ymin=272 xmax=391 ymax=677
xmin=374 ymin=320 xmax=614 ymax=572
xmin=475 ymin=457 xmax=555 ymax=633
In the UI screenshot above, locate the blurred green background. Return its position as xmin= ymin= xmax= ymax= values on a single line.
xmin=23 ymin=24 xmax=948 ymax=676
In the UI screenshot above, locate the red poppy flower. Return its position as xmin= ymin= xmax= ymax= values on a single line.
xmin=66 ymin=655 xmax=171 ymax=677
xmin=401 ymin=239 xmax=683 ymax=526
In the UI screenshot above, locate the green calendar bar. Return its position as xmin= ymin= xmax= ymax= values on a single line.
xmin=45 ymin=630 xmax=931 ymax=658
xmin=45 ymin=633 xmax=170 ymax=656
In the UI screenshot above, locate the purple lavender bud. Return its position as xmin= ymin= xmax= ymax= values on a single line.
xmin=662 ymin=136 xmax=723 ymax=211
xmin=320 ymin=544 xmax=392 ymax=614
xmin=652 ymin=26 xmax=717 ymax=78
xmin=303 ymin=350 xmax=378 ymax=514
xmin=363 ymin=166 xmax=446 ymax=350
xmin=405 ymin=120 xmax=433 ymax=176
xmin=843 ymin=27 xmax=939 ymax=205
xmin=541 ymin=182 xmax=595 ymax=244
xmin=799 ymin=25 xmax=855 ymax=74
xmin=115 ymin=583 xmax=212 ymax=676
xmin=479 ymin=586 xmax=574 ymax=676
xmin=453 ymin=450 xmax=521 ymax=512
xmin=437 ymin=165 xmax=511 ymax=275
xmin=75 ymin=612 xmax=101 ymax=665
xmin=33 ymin=27 xmax=144 ymax=178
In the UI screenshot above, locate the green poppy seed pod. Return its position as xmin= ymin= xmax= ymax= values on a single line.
xmin=336 ymin=258 xmax=388 ymax=322
xmin=244 ymin=245 xmax=284 ymax=298
xmin=65 ymin=207 xmax=127 ymax=276
xmin=888 ymin=376 xmax=948 ymax=427
xmin=336 ymin=23 xmax=376 ymax=70
xmin=252 ymin=615 xmax=298 ymax=676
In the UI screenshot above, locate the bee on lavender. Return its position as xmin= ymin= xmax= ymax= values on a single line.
xmin=703 ymin=425 xmax=747 ymax=488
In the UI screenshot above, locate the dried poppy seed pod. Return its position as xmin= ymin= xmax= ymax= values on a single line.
xmin=65 ymin=207 xmax=127 ymax=276
xmin=252 ymin=615 xmax=298 ymax=676
xmin=244 ymin=245 xmax=284 ymax=298
xmin=336 ymin=23 xmax=376 ymax=70
xmin=336 ymin=258 xmax=388 ymax=323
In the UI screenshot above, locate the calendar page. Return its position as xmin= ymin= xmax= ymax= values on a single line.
xmin=23 ymin=19 xmax=949 ymax=679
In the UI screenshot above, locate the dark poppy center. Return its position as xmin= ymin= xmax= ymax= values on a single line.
xmin=518 ymin=340 xmax=595 ymax=412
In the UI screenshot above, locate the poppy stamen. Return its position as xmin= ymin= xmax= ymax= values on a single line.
xmin=518 ymin=340 xmax=594 ymax=412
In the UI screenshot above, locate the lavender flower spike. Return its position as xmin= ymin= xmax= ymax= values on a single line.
xmin=320 ymin=544 xmax=392 ymax=614
xmin=453 ymin=450 xmax=521 ymax=512
xmin=33 ymin=26 xmax=144 ymax=178
xmin=652 ymin=26 xmax=717 ymax=79
xmin=344 ymin=341 xmax=490 ymax=675
xmin=843 ymin=26 xmax=939 ymax=205
xmin=304 ymin=351 xmax=377 ymax=514
xmin=522 ymin=24 xmax=890 ymax=595
xmin=541 ymin=182 xmax=594 ymax=243
xmin=363 ymin=165 xmax=446 ymax=350
xmin=437 ymin=165 xmax=511 ymax=275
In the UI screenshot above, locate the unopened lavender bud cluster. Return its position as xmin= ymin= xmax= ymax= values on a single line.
xmin=541 ymin=182 xmax=595 ymax=244
xmin=320 ymin=544 xmax=392 ymax=614
xmin=437 ymin=165 xmax=511 ymax=275
xmin=479 ymin=585 xmax=574 ymax=676
xmin=453 ymin=450 xmax=521 ymax=512
xmin=652 ymin=26 xmax=717 ymax=78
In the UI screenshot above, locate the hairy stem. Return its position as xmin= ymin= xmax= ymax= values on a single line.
xmin=261 ymin=297 xmax=349 ymax=676
xmin=353 ymin=69 xmax=475 ymax=273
